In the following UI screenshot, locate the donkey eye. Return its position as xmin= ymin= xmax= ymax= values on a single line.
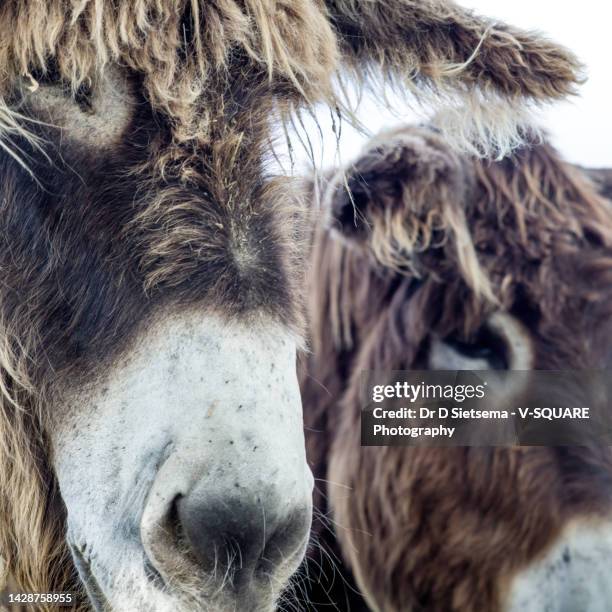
xmin=443 ymin=327 xmax=509 ymax=371
xmin=26 ymin=64 xmax=62 ymax=87
xmin=430 ymin=312 xmax=534 ymax=372
xmin=20 ymin=67 xmax=133 ymax=146
xmin=21 ymin=72 xmax=90 ymax=109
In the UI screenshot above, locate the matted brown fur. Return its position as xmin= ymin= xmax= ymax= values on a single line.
xmin=300 ymin=128 xmax=612 ymax=611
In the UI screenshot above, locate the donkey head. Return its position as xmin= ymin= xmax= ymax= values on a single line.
xmin=324 ymin=126 xmax=612 ymax=373
xmin=0 ymin=1 xmax=584 ymax=610
xmin=314 ymin=126 xmax=612 ymax=611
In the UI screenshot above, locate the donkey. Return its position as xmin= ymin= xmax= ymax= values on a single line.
xmin=0 ymin=1 xmax=584 ymax=610
xmin=301 ymin=126 xmax=612 ymax=611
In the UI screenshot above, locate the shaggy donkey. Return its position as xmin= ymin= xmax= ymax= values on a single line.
xmin=301 ymin=127 xmax=612 ymax=611
xmin=0 ymin=1 xmax=583 ymax=610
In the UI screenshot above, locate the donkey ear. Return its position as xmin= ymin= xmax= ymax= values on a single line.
xmin=325 ymin=127 xmax=465 ymax=241
xmin=326 ymin=0 xmax=583 ymax=156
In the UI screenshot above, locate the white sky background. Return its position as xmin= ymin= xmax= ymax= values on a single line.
xmin=278 ymin=0 xmax=612 ymax=174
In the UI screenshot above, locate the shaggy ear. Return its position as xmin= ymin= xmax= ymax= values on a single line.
xmin=325 ymin=125 xmax=496 ymax=299
xmin=325 ymin=126 xmax=466 ymax=242
xmin=326 ymin=0 xmax=583 ymax=156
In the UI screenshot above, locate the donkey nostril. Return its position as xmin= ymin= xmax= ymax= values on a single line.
xmin=143 ymin=557 xmax=165 ymax=589
xmin=258 ymin=510 xmax=312 ymax=573
xmin=167 ymin=493 xmax=183 ymax=537
xmin=176 ymin=494 xmax=268 ymax=574
xmin=174 ymin=489 xmax=311 ymax=588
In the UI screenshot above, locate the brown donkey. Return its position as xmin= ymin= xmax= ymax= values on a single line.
xmin=301 ymin=126 xmax=612 ymax=611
